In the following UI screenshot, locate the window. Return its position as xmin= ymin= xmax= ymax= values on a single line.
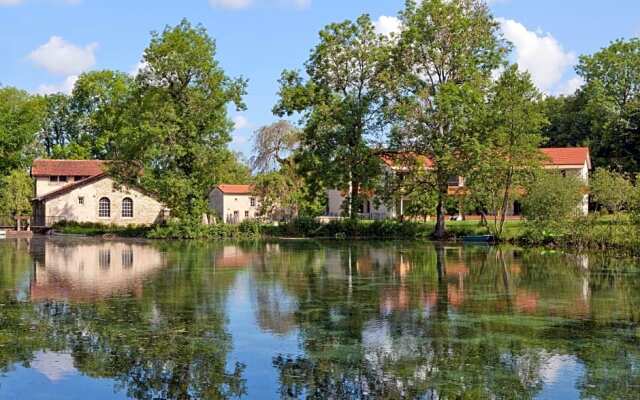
xmin=245 ymin=211 xmax=250 ymax=218
xmin=78 ymin=196 xmax=85 ymax=205
xmin=122 ymin=248 xmax=133 ymax=269
xmin=58 ymin=176 xmax=67 ymax=182
xmin=99 ymin=197 xmax=111 ymax=218
xmin=448 ymin=176 xmax=460 ymax=187
xmin=122 ymin=198 xmax=133 ymax=218
xmin=250 ymin=197 xmax=256 ymax=207
xmin=49 ymin=176 xmax=58 ymax=182
xmin=99 ymin=250 xmax=111 ymax=269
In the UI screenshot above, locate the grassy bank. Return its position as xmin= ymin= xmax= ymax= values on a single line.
xmin=52 ymin=216 xmax=640 ymax=256
xmin=263 ymin=217 xmax=525 ymax=240
xmin=52 ymin=221 xmax=152 ymax=238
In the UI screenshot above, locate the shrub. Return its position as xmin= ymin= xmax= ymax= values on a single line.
xmin=147 ymin=220 xmax=262 ymax=240
xmin=52 ymin=221 xmax=151 ymax=237
xmin=521 ymin=171 xmax=584 ymax=236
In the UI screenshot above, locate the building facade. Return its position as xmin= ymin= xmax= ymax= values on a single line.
xmin=31 ymin=160 xmax=168 ymax=227
xmin=326 ymin=147 xmax=592 ymax=219
xmin=208 ymin=184 xmax=260 ymax=224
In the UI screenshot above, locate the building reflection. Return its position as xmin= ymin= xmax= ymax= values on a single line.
xmin=30 ymin=239 xmax=166 ymax=302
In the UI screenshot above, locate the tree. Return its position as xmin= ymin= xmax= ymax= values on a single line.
xmin=0 ymin=87 xmax=45 ymax=176
xmin=274 ymin=15 xmax=389 ymax=218
xmin=251 ymin=120 xmax=299 ymax=173
xmin=69 ymin=70 xmax=133 ymax=159
xmin=589 ymin=168 xmax=634 ymax=214
xmin=542 ymin=39 xmax=640 ymax=174
xmin=113 ymin=19 xmax=247 ymax=218
xmin=389 ymin=0 xmax=507 ymax=238
xmin=0 ymin=170 xmax=33 ymax=230
xmin=521 ymin=171 xmax=584 ymax=234
xmin=466 ymin=65 xmax=547 ymax=238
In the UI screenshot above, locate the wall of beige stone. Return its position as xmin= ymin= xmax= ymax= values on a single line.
xmin=35 ymin=177 xmax=82 ymax=197
xmin=43 ymin=176 xmax=165 ymax=226
xmin=208 ymin=188 xmax=260 ymax=223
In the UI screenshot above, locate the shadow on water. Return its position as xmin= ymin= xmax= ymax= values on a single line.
xmin=0 ymin=237 xmax=639 ymax=399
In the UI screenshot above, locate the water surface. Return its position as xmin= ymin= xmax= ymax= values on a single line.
xmin=0 ymin=237 xmax=639 ymax=399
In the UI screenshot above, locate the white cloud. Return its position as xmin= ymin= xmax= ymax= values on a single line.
xmin=374 ymin=16 xmax=401 ymax=37
xmin=498 ymin=18 xmax=576 ymax=93
xmin=233 ymin=115 xmax=251 ymax=130
xmin=129 ymin=60 xmax=147 ymax=76
xmin=29 ymin=36 xmax=97 ymax=76
xmin=556 ymin=76 xmax=584 ymax=96
xmin=37 ymin=75 xmax=78 ymax=95
xmin=209 ymin=0 xmax=252 ymax=9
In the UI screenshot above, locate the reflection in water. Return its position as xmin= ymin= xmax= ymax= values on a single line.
xmin=0 ymin=238 xmax=639 ymax=399
xmin=30 ymin=240 xmax=165 ymax=301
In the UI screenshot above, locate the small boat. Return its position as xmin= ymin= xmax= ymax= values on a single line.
xmin=462 ymin=235 xmax=495 ymax=244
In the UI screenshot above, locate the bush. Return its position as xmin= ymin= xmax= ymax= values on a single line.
xmin=52 ymin=221 xmax=151 ymax=237
xmin=147 ymin=219 xmax=262 ymax=240
xmin=521 ymin=171 xmax=584 ymax=236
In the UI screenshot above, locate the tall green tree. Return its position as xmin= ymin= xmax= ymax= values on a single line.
xmin=544 ymin=38 xmax=640 ymax=173
xmin=0 ymin=87 xmax=45 ymax=175
xmin=69 ymin=70 xmax=133 ymax=159
xmin=466 ymin=65 xmax=547 ymax=238
xmin=274 ymin=15 xmax=389 ymax=217
xmin=389 ymin=0 xmax=507 ymax=238
xmin=0 ymin=170 xmax=32 ymax=229
xmin=576 ymin=38 xmax=640 ymax=172
xmin=114 ymin=19 xmax=247 ymax=217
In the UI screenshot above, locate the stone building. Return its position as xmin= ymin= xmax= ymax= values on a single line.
xmin=208 ymin=184 xmax=260 ymax=224
xmin=325 ymin=147 xmax=592 ymax=219
xmin=31 ymin=159 xmax=168 ymax=227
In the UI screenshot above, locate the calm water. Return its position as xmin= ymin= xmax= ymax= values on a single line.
xmin=0 ymin=238 xmax=639 ymax=399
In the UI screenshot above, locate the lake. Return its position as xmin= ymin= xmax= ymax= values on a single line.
xmin=0 ymin=237 xmax=638 ymax=399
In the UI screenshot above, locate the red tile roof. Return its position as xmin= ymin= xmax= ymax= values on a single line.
xmin=31 ymin=159 xmax=106 ymax=177
xmin=379 ymin=153 xmax=435 ymax=169
xmin=216 ymin=184 xmax=254 ymax=195
xmin=540 ymin=147 xmax=591 ymax=168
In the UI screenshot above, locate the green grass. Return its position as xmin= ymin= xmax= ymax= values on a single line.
xmin=52 ymin=221 xmax=152 ymax=237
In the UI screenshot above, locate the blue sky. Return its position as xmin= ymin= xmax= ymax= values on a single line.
xmin=1 ymin=0 xmax=639 ymax=158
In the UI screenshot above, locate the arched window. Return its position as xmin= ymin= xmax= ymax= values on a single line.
xmin=99 ymin=197 xmax=111 ymax=218
xmin=122 ymin=198 xmax=133 ymax=218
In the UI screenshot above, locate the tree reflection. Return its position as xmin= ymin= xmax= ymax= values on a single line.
xmin=268 ymin=242 xmax=640 ymax=399
xmin=0 ymin=238 xmax=246 ymax=400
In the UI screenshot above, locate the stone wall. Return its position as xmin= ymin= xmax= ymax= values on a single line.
xmin=43 ymin=176 xmax=165 ymax=226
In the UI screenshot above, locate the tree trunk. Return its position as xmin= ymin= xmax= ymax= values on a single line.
xmin=350 ymin=180 xmax=360 ymax=220
xmin=16 ymin=215 xmax=21 ymax=231
xmin=434 ymin=191 xmax=446 ymax=239
xmin=497 ymin=168 xmax=513 ymax=238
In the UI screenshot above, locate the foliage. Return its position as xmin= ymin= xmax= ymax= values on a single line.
xmin=112 ymin=19 xmax=248 ymax=218
xmin=544 ymin=38 xmax=640 ymax=174
xmin=51 ymin=220 xmax=152 ymax=237
xmin=388 ymin=0 xmax=508 ymax=238
xmin=589 ymin=168 xmax=635 ymax=213
xmin=251 ymin=120 xmax=299 ymax=173
xmin=465 ymin=65 xmax=547 ymax=238
xmin=263 ymin=217 xmax=512 ymax=240
xmin=0 ymin=170 xmax=33 ymax=227
xmin=147 ymin=219 xmax=262 ymax=240
xmin=274 ymin=15 xmax=388 ymax=217
xmin=521 ymin=171 xmax=585 ymax=239
xmin=0 ymin=87 xmax=45 ymax=175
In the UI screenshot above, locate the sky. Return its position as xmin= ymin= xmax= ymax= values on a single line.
xmin=1 ymin=0 xmax=639 ymax=158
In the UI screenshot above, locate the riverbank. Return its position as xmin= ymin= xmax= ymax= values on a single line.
xmin=50 ymin=217 xmax=640 ymax=257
